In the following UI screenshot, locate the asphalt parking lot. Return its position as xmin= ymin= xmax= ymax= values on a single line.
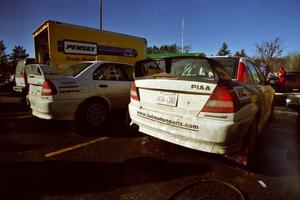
xmin=0 ymin=92 xmax=299 ymax=200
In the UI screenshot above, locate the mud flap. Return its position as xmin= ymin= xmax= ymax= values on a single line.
xmin=224 ymin=147 xmax=249 ymax=166
xmin=224 ymin=116 xmax=259 ymax=166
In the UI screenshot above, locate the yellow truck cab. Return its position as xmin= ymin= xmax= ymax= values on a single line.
xmin=33 ymin=20 xmax=147 ymax=72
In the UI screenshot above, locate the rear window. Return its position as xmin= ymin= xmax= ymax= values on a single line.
xmin=210 ymin=58 xmax=237 ymax=79
xmin=15 ymin=58 xmax=35 ymax=73
xmin=170 ymin=58 xmax=215 ymax=79
xmin=26 ymin=65 xmax=42 ymax=75
xmin=25 ymin=64 xmax=57 ymax=76
xmin=61 ymin=63 xmax=92 ymax=77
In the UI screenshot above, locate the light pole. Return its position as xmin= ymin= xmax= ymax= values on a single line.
xmin=182 ymin=18 xmax=184 ymax=53
xmin=100 ymin=0 xmax=102 ymax=30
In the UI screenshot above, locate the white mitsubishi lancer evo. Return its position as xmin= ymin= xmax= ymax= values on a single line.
xmin=129 ymin=56 xmax=268 ymax=164
xmin=27 ymin=61 xmax=134 ymax=133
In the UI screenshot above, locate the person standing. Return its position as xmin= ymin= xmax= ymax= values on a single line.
xmin=278 ymin=66 xmax=286 ymax=91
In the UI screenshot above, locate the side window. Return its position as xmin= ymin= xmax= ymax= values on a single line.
xmin=93 ymin=65 xmax=105 ymax=80
xmin=118 ymin=64 xmax=134 ymax=81
xmin=93 ymin=63 xmax=129 ymax=81
xmin=246 ymin=61 xmax=261 ymax=84
xmin=135 ymin=60 xmax=161 ymax=77
xmin=254 ymin=63 xmax=266 ymax=84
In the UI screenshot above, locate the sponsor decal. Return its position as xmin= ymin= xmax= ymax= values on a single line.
xmin=60 ymin=81 xmax=77 ymax=85
xmin=59 ymin=89 xmax=80 ymax=94
xmin=58 ymin=84 xmax=80 ymax=93
xmin=59 ymin=85 xmax=79 ymax=89
xmin=137 ymin=111 xmax=199 ymax=131
xmin=58 ymin=40 xmax=137 ymax=57
xmin=191 ymin=84 xmax=211 ymax=91
xmin=233 ymin=86 xmax=250 ymax=101
xmin=98 ymin=45 xmax=137 ymax=57
xmin=63 ymin=41 xmax=97 ymax=55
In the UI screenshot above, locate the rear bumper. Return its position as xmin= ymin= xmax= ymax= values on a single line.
xmin=129 ymin=104 xmax=254 ymax=154
xmin=29 ymin=96 xmax=81 ymax=120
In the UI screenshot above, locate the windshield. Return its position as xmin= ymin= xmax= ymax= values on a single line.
xmin=61 ymin=63 xmax=92 ymax=77
xmin=170 ymin=58 xmax=215 ymax=79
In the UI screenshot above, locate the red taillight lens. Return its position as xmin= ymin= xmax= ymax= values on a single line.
xmin=41 ymin=80 xmax=57 ymax=96
xmin=130 ymin=82 xmax=140 ymax=101
xmin=202 ymin=86 xmax=238 ymax=113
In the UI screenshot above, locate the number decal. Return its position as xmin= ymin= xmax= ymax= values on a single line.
xmin=233 ymin=87 xmax=250 ymax=101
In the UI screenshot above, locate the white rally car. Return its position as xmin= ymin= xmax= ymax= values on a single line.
xmin=27 ymin=61 xmax=134 ymax=133
xmin=129 ymin=56 xmax=274 ymax=163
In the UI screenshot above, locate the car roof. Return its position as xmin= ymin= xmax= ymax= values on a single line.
xmin=209 ymin=55 xmax=240 ymax=59
xmin=80 ymin=60 xmax=133 ymax=66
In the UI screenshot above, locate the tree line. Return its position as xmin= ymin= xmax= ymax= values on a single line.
xmin=1 ymin=38 xmax=300 ymax=75
xmin=0 ymin=40 xmax=29 ymax=74
xmin=216 ymin=38 xmax=300 ymax=72
xmin=148 ymin=39 xmax=300 ymax=72
xmin=147 ymin=44 xmax=192 ymax=54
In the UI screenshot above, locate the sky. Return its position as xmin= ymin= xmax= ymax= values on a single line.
xmin=1 ymin=0 xmax=300 ymax=58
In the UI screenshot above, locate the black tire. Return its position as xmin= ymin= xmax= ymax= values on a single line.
xmin=76 ymin=99 xmax=108 ymax=133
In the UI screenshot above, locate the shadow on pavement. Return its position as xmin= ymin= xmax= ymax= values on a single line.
xmin=0 ymin=117 xmax=73 ymax=134
xmin=0 ymin=157 xmax=211 ymax=199
xmin=0 ymin=142 xmax=43 ymax=153
xmin=247 ymin=112 xmax=300 ymax=177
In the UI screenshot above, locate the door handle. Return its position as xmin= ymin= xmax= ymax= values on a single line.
xmin=99 ymin=84 xmax=108 ymax=88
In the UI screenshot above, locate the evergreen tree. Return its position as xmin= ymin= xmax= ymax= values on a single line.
xmin=147 ymin=47 xmax=153 ymax=54
xmin=152 ymin=45 xmax=160 ymax=53
xmin=234 ymin=49 xmax=247 ymax=57
xmin=217 ymin=42 xmax=231 ymax=56
xmin=0 ymin=40 xmax=9 ymax=69
xmin=9 ymin=45 xmax=29 ymax=70
xmin=147 ymin=44 xmax=187 ymax=54
xmin=169 ymin=44 xmax=177 ymax=53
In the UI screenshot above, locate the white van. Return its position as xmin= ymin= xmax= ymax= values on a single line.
xmin=13 ymin=58 xmax=35 ymax=94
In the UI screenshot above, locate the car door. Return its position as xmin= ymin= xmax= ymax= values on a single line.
xmin=93 ymin=63 xmax=133 ymax=110
xmin=245 ymin=60 xmax=274 ymax=128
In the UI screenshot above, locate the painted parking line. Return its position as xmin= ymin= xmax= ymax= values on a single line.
xmin=17 ymin=115 xmax=34 ymax=119
xmin=0 ymin=113 xmax=33 ymax=120
xmin=45 ymin=137 xmax=109 ymax=158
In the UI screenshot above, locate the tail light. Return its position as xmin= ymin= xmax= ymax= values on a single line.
xmin=130 ymin=82 xmax=140 ymax=101
xmin=41 ymin=80 xmax=57 ymax=96
xmin=202 ymin=85 xmax=239 ymax=113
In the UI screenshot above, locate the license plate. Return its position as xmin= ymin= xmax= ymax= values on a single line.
xmin=157 ymin=92 xmax=178 ymax=107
